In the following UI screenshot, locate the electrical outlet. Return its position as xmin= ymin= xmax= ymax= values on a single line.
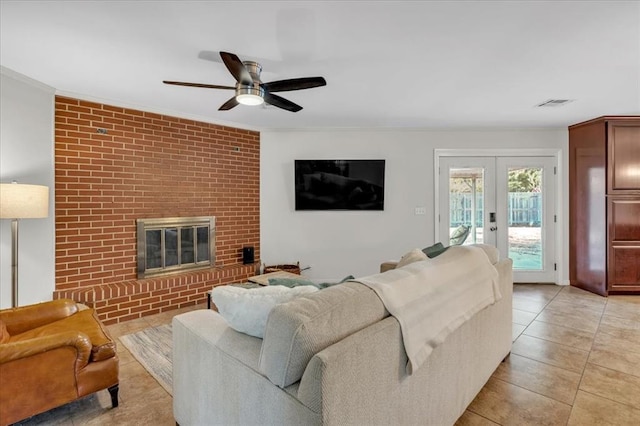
xmin=414 ymin=206 xmax=426 ymax=215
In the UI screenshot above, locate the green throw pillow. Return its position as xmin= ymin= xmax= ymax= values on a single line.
xmin=449 ymin=225 xmax=470 ymax=245
xmin=268 ymin=277 xmax=316 ymax=288
xmin=422 ymin=242 xmax=449 ymax=258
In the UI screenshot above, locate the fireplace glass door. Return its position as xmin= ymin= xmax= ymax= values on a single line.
xmin=137 ymin=217 xmax=215 ymax=278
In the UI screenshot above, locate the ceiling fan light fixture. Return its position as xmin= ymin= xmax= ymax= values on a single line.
xmin=164 ymin=51 xmax=324 ymax=112
xmin=236 ymin=86 xmax=264 ymax=106
xmin=236 ymin=94 xmax=264 ymax=106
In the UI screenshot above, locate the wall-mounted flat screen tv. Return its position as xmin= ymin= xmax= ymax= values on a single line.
xmin=295 ymin=159 xmax=385 ymax=211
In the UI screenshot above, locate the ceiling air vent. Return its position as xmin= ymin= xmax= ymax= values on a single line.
xmin=536 ymin=99 xmax=574 ymax=107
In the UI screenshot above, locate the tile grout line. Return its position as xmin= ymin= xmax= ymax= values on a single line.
xmin=512 ymin=286 xmax=596 ymax=412
xmin=566 ymin=290 xmax=608 ymax=410
xmin=486 ymin=285 xmax=576 ymax=425
xmin=512 ymin=287 xmax=577 ymax=424
xmin=512 ymin=288 xmax=640 ymax=421
xmin=581 ymin=294 xmax=640 ymax=413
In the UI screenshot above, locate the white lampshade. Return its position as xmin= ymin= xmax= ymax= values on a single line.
xmin=0 ymin=183 xmax=49 ymax=219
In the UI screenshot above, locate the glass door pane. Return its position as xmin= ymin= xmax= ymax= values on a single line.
xmin=438 ymin=157 xmax=496 ymax=247
xmin=181 ymin=228 xmax=195 ymax=264
xmin=165 ymin=228 xmax=178 ymax=267
xmin=196 ymin=226 xmax=210 ymax=263
xmin=145 ymin=229 xmax=162 ymax=269
xmin=497 ymin=156 xmax=556 ymax=283
xmin=449 ymin=167 xmax=484 ymax=245
xmin=506 ymin=167 xmax=543 ymax=270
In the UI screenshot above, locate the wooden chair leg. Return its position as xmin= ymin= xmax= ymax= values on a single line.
xmin=108 ymin=384 xmax=119 ymax=407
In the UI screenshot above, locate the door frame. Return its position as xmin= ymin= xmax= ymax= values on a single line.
xmin=434 ymin=148 xmax=564 ymax=284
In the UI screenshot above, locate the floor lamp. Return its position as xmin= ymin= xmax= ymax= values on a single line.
xmin=0 ymin=182 xmax=49 ymax=307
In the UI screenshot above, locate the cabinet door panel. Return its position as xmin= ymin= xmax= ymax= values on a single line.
xmin=608 ymin=123 xmax=640 ymax=193
xmin=607 ymin=197 xmax=640 ymax=293
xmin=609 ymin=198 xmax=640 ymax=241
xmin=572 ymin=147 xmax=607 ymax=295
xmin=609 ymin=246 xmax=640 ymax=292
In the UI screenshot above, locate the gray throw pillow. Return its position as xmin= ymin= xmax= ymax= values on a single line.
xmin=422 ymin=242 xmax=449 ymax=258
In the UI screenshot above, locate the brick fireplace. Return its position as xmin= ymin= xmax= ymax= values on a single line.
xmin=53 ymin=96 xmax=260 ymax=324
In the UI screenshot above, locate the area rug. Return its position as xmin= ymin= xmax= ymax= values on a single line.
xmin=119 ymin=324 xmax=173 ymax=395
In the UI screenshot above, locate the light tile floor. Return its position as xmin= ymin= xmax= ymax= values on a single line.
xmin=15 ymin=285 xmax=640 ymax=425
xmin=458 ymin=285 xmax=640 ymax=426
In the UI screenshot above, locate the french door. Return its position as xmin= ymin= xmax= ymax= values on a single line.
xmin=438 ymin=156 xmax=557 ymax=283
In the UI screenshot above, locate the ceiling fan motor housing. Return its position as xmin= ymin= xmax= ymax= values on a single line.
xmin=242 ymin=61 xmax=263 ymax=83
xmin=235 ymin=61 xmax=265 ymax=104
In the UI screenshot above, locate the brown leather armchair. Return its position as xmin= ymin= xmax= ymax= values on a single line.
xmin=0 ymin=299 xmax=119 ymax=425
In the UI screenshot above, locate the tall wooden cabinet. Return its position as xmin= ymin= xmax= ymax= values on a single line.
xmin=569 ymin=116 xmax=640 ymax=296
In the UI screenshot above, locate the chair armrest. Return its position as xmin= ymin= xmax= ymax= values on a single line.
xmin=0 ymin=330 xmax=92 ymax=371
xmin=0 ymin=299 xmax=79 ymax=335
xmin=380 ymin=261 xmax=398 ymax=273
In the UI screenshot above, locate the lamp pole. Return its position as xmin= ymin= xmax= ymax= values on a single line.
xmin=10 ymin=218 xmax=19 ymax=307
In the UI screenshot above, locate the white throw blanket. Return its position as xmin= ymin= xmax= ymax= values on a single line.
xmin=354 ymin=245 xmax=501 ymax=375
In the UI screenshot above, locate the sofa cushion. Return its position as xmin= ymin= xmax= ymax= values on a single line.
xmin=211 ymin=285 xmax=319 ymax=338
xmin=424 ymin=243 xmax=499 ymax=266
xmin=8 ymin=309 xmax=116 ymax=362
xmin=470 ymin=244 xmax=500 ymax=264
xmin=259 ymin=281 xmax=389 ymax=388
xmin=483 ymin=244 xmax=500 ymax=264
xmin=396 ymin=248 xmax=428 ymax=268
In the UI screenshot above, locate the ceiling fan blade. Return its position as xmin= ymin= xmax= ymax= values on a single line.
xmin=264 ymin=93 xmax=303 ymax=112
xmin=218 ymin=97 xmax=239 ymax=111
xmin=262 ymin=77 xmax=326 ymax=93
xmin=163 ymin=80 xmax=235 ymax=90
xmin=220 ymin=51 xmax=253 ymax=85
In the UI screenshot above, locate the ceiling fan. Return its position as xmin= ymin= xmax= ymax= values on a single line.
xmin=163 ymin=51 xmax=326 ymax=112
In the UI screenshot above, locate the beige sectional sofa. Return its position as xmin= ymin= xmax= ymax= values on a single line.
xmin=173 ymin=245 xmax=513 ymax=426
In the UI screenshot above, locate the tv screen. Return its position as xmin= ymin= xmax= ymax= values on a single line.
xmin=295 ymin=159 xmax=385 ymax=211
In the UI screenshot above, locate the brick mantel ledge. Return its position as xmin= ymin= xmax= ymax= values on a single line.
xmin=53 ymin=263 xmax=258 ymax=325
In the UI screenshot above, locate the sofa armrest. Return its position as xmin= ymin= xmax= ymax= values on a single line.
xmin=172 ymin=310 xmax=320 ymax=426
xmin=0 ymin=299 xmax=79 ymax=335
xmin=0 ymin=330 xmax=92 ymax=371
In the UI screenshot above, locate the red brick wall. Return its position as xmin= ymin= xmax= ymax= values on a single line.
xmin=53 ymin=96 xmax=260 ymax=324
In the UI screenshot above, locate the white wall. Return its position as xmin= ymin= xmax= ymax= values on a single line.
xmin=261 ymin=128 xmax=568 ymax=282
xmin=0 ymin=66 xmax=571 ymax=308
xmin=0 ymin=67 xmax=55 ymax=308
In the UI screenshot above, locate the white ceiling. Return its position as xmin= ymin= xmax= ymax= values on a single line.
xmin=1 ymin=1 xmax=638 ymax=131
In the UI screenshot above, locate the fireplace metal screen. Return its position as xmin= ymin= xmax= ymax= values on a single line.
xmin=136 ymin=216 xmax=215 ymax=278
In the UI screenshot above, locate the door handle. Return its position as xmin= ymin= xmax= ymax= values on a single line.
xmin=490 ymin=226 xmax=497 ymax=231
